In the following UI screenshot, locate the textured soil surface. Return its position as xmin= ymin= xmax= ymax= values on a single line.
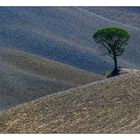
xmin=0 ymin=71 xmax=140 ymax=133
xmin=0 ymin=48 xmax=101 ymax=111
xmin=84 ymin=7 xmax=140 ymax=28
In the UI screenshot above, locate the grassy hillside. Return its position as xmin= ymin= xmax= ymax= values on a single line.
xmin=0 ymin=71 xmax=140 ymax=133
xmin=0 ymin=7 xmax=140 ymax=74
xmin=0 ymin=48 xmax=101 ymax=111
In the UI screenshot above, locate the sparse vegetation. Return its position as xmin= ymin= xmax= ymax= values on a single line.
xmin=93 ymin=27 xmax=130 ymax=76
xmin=105 ymin=69 xmax=113 ymax=78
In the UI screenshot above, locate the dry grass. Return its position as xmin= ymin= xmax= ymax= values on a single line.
xmin=0 ymin=71 xmax=140 ymax=133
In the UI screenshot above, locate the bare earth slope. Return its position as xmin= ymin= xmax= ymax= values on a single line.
xmin=84 ymin=7 xmax=140 ymax=28
xmin=0 ymin=48 xmax=101 ymax=111
xmin=0 ymin=71 xmax=140 ymax=133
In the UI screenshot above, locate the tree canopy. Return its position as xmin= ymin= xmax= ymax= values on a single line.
xmin=93 ymin=27 xmax=130 ymax=76
xmin=93 ymin=27 xmax=130 ymax=58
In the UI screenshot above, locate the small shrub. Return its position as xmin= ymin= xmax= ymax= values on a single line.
xmin=105 ymin=70 xmax=113 ymax=78
xmin=105 ymin=68 xmax=121 ymax=78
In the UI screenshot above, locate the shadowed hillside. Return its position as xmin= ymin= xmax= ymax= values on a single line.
xmin=0 ymin=71 xmax=140 ymax=133
xmin=0 ymin=7 xmax=140 ymax=74
xmin=84 ymin=7 xmax=140 ymax=28
xmin=0 ymin=48 xmax=101 ymax=111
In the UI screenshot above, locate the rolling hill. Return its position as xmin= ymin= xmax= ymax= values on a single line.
xmin=0 ymin=7 xmax=140 ymax=133
xmin=0 ymin=71 xmax=139 ymax=133
xmin=0 ymin=7 xmax=140 ymax=74
xmin=0 ymin=48 xmax=101 ymax=111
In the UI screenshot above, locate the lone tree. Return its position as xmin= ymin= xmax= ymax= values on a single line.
xmin=93 ymin=27 xmax=130 ymax=76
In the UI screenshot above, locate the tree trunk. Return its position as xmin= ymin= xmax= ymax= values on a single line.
xmin=114 ymin=55 xmax=118 ymax=70
xmin=112 ymin=54 xmax=119 ymax=76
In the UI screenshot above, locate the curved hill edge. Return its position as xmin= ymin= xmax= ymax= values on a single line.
xmin=0 ymin=47 xmax=102 ymax=111
xmin=0 ymin=47 xmax=102 ymax=85
xmin=0 ymin=71 xmax=140 ymax=133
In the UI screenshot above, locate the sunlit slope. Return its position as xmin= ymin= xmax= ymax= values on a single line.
xmin=0 ymin=72 xmax=140 ymax=133
xmin=0 ymin=48 xmax=101 ymax=111
xmin=0 ymin=7 xmax=140 ymax=73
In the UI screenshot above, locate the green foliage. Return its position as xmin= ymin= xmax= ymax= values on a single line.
xmin=93 ymin=27 xmax=130 ymax=77
xmin=93 ymin=27 xmax=130 ymax=58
